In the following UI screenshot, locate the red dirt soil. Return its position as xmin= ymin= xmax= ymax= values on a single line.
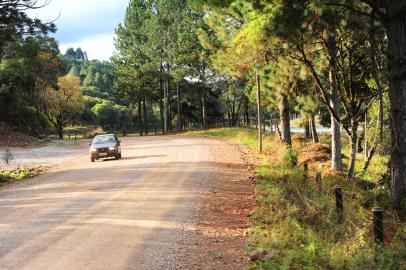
xmin=178 ymin=139 xmax=258 ymax=269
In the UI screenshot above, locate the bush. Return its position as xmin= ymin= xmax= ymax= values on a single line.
xmin=283 ymin=148 xmax=298 ymax=167
xmin=91 ymin=100 xmax=133 ymax=131
xmin=0 ymin=167 xmax=41 ymax=182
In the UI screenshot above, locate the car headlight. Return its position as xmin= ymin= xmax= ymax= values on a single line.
xmin=90 ymin=148 xmax=97 ymax=152
xmin=109 ymin=146 xmax=116 ymax=151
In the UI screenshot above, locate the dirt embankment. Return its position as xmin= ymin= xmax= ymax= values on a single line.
xmin=0 ymin=122 xmax=40 ymax=147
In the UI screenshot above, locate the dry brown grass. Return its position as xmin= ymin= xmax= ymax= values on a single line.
xmin=299 ymin=143 xmax=331 ymax=164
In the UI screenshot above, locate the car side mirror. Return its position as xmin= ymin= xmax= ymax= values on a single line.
xmin=88 ymin=143 xmax=91 ymax=146
xmin=118 ymin=140 xmax=121 ymax=144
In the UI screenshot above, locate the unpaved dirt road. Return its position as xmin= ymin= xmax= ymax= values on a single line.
xmin=0 ymin=135 xmax=254 ymax=269
xmin=0 ymin=140 xmax=89 ymax=170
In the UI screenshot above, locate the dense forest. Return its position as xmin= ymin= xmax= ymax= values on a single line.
xmin=112 ymin=0 xmax=406 ymax=209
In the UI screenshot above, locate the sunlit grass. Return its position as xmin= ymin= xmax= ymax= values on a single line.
xmin=63 ymin=134 xmax=86 ymax=140
xmin=185 ymin=128 xmax=260 ymax=149
xmin=188 ymin=127 xmax=406 ymax=269
xmin=0 ymin=167 xmax=42 ymax=183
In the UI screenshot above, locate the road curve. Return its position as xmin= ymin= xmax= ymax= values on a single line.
xmin=0 ymin=135 xmax=231 ymax=270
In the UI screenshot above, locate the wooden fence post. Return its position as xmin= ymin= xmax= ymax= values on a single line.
xmin=303 ymin=163 xmax=308 ymax=181
xmin=372 ymin=207 xmax=384 ymax=246
xmin=316 ymin=172 xmax=322 ymax=191
xmin=335 ymin=185 xmax=343 ymax=223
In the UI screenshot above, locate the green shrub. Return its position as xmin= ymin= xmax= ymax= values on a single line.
xmin=283 ymin=148 xmax=298 ymax=167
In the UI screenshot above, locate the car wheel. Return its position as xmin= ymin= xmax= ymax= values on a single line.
xmin=115 ymin=154 xmax=119 ymax=160
xmin=91 ymin=157 xmax=95 ymax=162
xmin=119 ymin=153 xmax=122 ymax=159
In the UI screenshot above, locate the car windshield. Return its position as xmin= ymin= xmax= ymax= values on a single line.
xmin=92 ymin=136 xmax=116 ymax=145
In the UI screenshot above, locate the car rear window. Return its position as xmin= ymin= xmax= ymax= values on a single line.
xmin=93 ymin=136 xmax=116 ymax=144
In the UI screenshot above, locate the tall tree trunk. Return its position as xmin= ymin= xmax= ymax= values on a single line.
xmin=329 ymin=67 xmax=343 ymax=170
xmin=56 ymin=119 xmax=64 ymax=140
xmin=228 ymin=112 xmax=232 ymax=127
xmin=369 ymin=11 xmax=385 ymax=143
xmin=361 ymin=101 xmax=384 ymax=175
xmin=347 ymin=120 xmax=359 ymax=181
xmin=304 ymin=119 xmax=311 ymax=139
xmin=202 ymin=89 xmax=207 ymax=129
xmin=176 ymin=83 xmax=181 ymax=131
xmin=279 ymin=93 xmax=291 ymax=146
xmin=386 ymin=0 xmax=406 ymax=209
xmin=163 ymin=80 xmax=168 ymax=133
xmin=165 ymin=63 xmax=171 ymax=132
xmin=310 ymin=114 xmax=319 ymax=143
xmin=138 ymin=97 xmax=143 ymax=136
xmin=201 ymin=62 xmax=208 ymax=130
xmin=378 ymin=92 xmax=384 ymax=141
xmin=167 ymin=81 xmax=172 ymax=132
xmin=245 ymin=96 xmax=250 ymax=127
xmin=159 ymin=73 xmax=165 ymax=133
xmin=364 ymin=113 xmax=369 ymax=160
xmin=256 ymin=72 xmax=263 ymax=152
xmin=143 ymin=94 xmax=148 ymax=135
xmin=231 ymin=100 xmax=236 ymax=126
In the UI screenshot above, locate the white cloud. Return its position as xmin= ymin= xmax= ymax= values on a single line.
xmin=28 ymin=0 xmax=128 ymax=23
xmin=26 ymin=0 xmax=127 ymax=60
xmin=60 ymin=33 xmax=116 ymax=61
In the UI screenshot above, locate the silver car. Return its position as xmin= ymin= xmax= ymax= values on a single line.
xmin=90 ymin=134 xmax=122 ymax=162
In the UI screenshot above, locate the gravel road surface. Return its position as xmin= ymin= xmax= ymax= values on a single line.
xmin=0 ymin=140 xmax=90 ymax=169
xmin=0 ymin=136 xmax=251 ymax=269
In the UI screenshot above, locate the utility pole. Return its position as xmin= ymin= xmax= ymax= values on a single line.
xmin=256 ymin=71 xmax=263 ymax=152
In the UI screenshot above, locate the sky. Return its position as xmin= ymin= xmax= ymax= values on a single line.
xmin=27 ymin=0 xmax=129 ymax=61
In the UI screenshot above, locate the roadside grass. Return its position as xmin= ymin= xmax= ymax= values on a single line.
xmin=0 ymin=167 xmax=43 ymax=184
xmin=63 ymin=134 xmax=86 ymax=140
xmin=213 ymin=251 xmax=224 ymax=260
xmin=186 ymin=128 xmax=260 ymax=149
xmin=188 ymin=128 xmax=406 ymax=269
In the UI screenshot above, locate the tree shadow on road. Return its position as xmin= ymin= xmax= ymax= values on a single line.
xmin=118 ymin=155 xmax=167 ymax=161
xmin=96 ymin=155 xmax=167 ymax=162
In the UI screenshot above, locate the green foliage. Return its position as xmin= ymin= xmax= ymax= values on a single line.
xmin=282 ymin=148 xmax=297 ymax=167
xmin=63 ymin=52 xmax=114 ymax=94
xmin=83 ymin=86 xmax=118 ymax=103
xmin=45 ymin=74 xmax=84 ymax=138
xmin=0 ymin=35 xmax=62 ymax=136
xmin=0 ymin=1 xmax=56 ymax=55
xmin=193 ymin=0 xmax=389 ymax=180
xmin=212 ymin=251 xmax=224 ymax=260
xmin=60 ymin=48 xmax=134 ymax=131
xmin=0 ymin=167 xmax=42 ymax=183
xmin=91 ymin=101 xmax=133 ymax=131
xmin=113 ymin=0 xmax=227 ymax=132
xmin=91 ymin=101 xmax=118 ymax=129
